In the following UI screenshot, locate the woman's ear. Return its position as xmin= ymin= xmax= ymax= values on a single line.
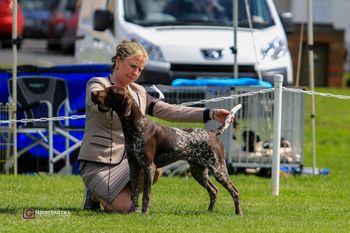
xmin=115 ymin=57 xmax=121 ymax=71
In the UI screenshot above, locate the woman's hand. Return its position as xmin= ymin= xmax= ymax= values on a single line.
xmin=212 ymin=108 xmax=235 ymax=123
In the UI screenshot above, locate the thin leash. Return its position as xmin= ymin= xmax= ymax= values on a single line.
xmin=108 ymin=110 xmax=113 ymax=203
xmin=107 ymin=76 xmax=114 ymax=203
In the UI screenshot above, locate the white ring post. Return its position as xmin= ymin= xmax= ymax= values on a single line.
xmin=12 ymin=0 xmax=18 ymax=175
xmin=272 ymin=74 xmax=283 ymax=196
xmin=233 ymin=0 xmax=238 ymax=78
xmin=308 ymin=0 xmax=317 ymax=175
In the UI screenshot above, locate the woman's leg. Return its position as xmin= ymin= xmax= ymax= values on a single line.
xmin=96 ymin=168 xmax=162 ymax=213
xmin=97 ymin=185 xmax=132 ymax=213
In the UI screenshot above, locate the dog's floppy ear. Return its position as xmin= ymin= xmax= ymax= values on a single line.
xmin=122 ymin=97 xmax=133 ymax=117
xmin=256 ymin=134 xmax=261 ymax=142
xmin=91 ymin=91 xmax=102 ymax=105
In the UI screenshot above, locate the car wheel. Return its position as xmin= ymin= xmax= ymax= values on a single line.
xmin=1 ymin=39 xmax=11 ymax=48
xmin=1 ymin=38 xmax=22 ymax=49
xmin=47 ymin=40 xmax=61 ymax=50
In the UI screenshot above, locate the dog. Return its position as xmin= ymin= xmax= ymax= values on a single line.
xmin=91 ymin=86 xmax=242 ymax=215
xmin=242 ymin=130 xmax=261 ymax=152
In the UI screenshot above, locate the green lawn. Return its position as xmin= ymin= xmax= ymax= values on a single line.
xmin=0 ymin=88 xmax=350 ymax=233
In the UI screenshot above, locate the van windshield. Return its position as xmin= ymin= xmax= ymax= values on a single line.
xmin=124 ymin=0 xmax=275 ymax=28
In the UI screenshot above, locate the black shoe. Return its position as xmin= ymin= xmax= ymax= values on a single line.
xmin=83 ymin=188 xmax=101 ymax=210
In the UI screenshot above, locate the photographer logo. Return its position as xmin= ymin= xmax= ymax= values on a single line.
xmin=22 ymin=209 xmax=35 ymax=220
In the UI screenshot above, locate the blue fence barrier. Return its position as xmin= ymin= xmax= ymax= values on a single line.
xmin=172 ymin=77 xmax=272 ymax=88
xmin=0 ymin=65 xmax=111 ymax=169
xmin=0 ymin=64 xmax=111 ymax=111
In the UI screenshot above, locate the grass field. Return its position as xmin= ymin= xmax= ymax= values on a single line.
xmin=0 ymin=88 xmax=350 ymax=233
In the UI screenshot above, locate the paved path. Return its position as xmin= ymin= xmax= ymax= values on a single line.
xmin=1 ymin=39 xmax=75 ymax=67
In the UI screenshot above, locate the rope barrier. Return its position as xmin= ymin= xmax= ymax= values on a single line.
xmin=1 ymin=87 xmax=349 ymax=125
xmin=283 ymin=87 xmax=350 ymax=100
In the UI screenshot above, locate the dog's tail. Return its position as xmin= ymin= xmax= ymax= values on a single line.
xmin=211 ymin=104 xmax=242 ymax=136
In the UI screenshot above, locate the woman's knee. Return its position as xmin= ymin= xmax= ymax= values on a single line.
xmin=102 ymin=186 xmax=132 ymax=213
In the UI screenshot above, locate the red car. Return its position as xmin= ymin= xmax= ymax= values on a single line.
xmin=0 ymin=0 xmax=24 ymax=48
xmin=60 ymin=10 xmax=79 ymax=54
xmin=47 ymin=0 xmax=79 ymax=53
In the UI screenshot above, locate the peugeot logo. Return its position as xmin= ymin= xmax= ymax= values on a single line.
xmin=201 ymin=49 xmax=225 ymax=60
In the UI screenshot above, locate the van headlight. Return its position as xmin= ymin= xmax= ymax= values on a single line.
xmin=260 ymin=38 xmax=287 ymax=61
xmin=128 ymin=34 xmax=165 ymax=62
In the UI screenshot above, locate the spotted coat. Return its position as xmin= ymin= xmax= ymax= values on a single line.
xmin=91 ymin=86 xmax=242 ymax=215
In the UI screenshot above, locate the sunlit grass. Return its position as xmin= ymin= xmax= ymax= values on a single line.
xmin=0 ymin=87 xmax=350 ymax=232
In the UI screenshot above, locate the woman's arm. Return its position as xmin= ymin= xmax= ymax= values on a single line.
xmin=145 ymin=94 xmax=231 ymax=123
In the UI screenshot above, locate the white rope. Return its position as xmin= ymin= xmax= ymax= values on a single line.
xmin=1 ymin=87 xmax=349 ymax=125
xmin=283 ymin=87 xmax=350 ymax=100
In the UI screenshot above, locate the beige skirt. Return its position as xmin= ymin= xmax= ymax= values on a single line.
xmin=79 ymin=158 xmax=130 ymax=204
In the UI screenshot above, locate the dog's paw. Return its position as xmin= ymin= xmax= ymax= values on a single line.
xmin=128 ymin=205 xmax=140 ymax=214
xmin=141 ymin=208 xmax=149 ymax=214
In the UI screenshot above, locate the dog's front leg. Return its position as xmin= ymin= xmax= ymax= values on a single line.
xmin=142 ymin=163 xmax=156 ymax=214
xmin=128 ymin=159 xmax=141 ymax=213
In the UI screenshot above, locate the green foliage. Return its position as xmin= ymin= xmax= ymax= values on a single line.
xmin=0 ymin=88 xmax=349 ymax=232
xmin=303 ymin=88 xmax=350 ymax=175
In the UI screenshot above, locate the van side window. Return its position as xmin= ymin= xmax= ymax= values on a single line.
xmin=106 ymin=0 xmax=115 ymax=33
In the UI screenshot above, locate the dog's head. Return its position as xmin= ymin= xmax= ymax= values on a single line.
xmin=91 ymin=86 xmax=133 ymax=117
xmin=280 ymin=137 xmax=291 ymax=148
xmin=242 ymin=129 xmax=261 ymax=152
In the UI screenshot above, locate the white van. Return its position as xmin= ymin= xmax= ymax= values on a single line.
xmin=75 ymin=0 xmax=294 ymax=85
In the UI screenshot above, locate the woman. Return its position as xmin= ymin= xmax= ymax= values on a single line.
xmin=78 ymin=39 xmax=233 ymax=212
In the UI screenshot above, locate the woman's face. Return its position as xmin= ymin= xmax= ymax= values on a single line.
xmin=112 ymin=55 xmax=147 ymax=87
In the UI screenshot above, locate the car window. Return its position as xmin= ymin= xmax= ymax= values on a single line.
xmin=19 ymin=0 xmax=59 ymax=11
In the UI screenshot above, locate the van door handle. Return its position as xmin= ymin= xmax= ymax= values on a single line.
xmin=93 ymin=38 xmax=100 ymax=42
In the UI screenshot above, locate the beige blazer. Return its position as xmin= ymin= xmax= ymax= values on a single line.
xmin=78 ymin=77 xmax=206 ymax=164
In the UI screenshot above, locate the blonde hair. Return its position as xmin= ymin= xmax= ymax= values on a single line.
xmin=111 ymin=39 xmax=148 ymax=72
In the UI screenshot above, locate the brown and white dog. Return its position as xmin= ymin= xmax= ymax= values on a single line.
xmin=91 ymin=86 xmax=242 ymax=215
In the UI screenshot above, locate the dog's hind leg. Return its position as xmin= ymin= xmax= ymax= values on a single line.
xmin=210 ymin=163 xmax=242 ymax=215
xmin=190 ymin=163 xmax=218 ymax=212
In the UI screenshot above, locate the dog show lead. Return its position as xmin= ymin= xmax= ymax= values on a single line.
xmin=78 ymin=39 xmax=236 ymax=213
